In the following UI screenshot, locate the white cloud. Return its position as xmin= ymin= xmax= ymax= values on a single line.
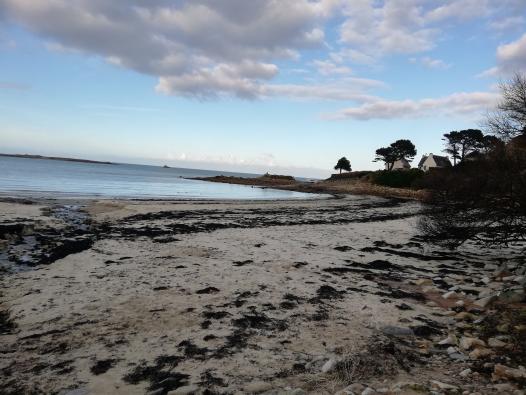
xmin=327 ymin=91 xmax=498 ymax=120
xmin=411 ymin=56 xmax=451 ymax=70
xmin=481 ymin=33 xmax=526 ymax=76
xmin=312 ymin=59 xmax=353 ymax=76
xmin=488 ymin=16 xmax=525 ymax=32
xmin=0 ymin=0 xmax=336 ymax=99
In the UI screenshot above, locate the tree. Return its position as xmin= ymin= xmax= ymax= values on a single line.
xmin=419 ymin=143 xmax=526 ymax=248
xmin=374 ymin=139 xmax=417 ymax=171
xmin=485 ymin=73 xmax=526 ymax=140
xmin=443 ymin=131 xmax=462 ymax=165
xmin=442 ymin=129 xmax=485 ymax=164
xmin=334 ymin=157 xmax=351 ymax=174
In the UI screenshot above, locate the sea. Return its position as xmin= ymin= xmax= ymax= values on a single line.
xmin=0 ymin=156 xmax=319 ymax=200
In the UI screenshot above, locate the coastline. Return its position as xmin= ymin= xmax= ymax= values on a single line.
xmin=1 ymin=195 xmax=523 ymax=394
xmin=189 ymin=175 xmax=429 ymax=201
xmin=0 ymin=153 xmax=114 ymax=165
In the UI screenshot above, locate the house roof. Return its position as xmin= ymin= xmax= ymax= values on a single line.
xmin=417 ymin=155 xmax=428 ymax=168
xmin=418 ymin=154 xmax=452 ymax=168
xmin=433 ymin=155 xmax=452 ymax=167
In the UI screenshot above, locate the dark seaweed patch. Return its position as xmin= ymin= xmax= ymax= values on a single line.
xmin=90 ymin=359 xmax=116 ymax=375
xmin=196 ymin=287 xmax=220 ymax=294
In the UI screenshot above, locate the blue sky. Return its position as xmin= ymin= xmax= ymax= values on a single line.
xmin=1 ymin=1 xmax=525 ymax=178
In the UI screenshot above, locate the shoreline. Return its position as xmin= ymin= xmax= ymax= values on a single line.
xmin=1 ymin=196 xmax=524 ymax=394
xmin=189 ymin=175 xmax=428 ymax=201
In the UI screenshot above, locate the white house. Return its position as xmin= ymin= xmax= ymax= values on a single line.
xmin=385 ymin=158 xmax=411 ymax=170
xmin=418 ymin=154 xmax=452 ymax=171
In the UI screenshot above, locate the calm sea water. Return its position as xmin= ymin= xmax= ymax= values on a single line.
xmin=0 ymin=156 xmax=319 ymax=200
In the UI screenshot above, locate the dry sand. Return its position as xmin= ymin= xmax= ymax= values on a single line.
xmin=0 ymin=196 xmax=519 ymax=394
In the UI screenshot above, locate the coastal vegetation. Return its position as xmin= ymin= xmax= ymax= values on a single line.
xmin=334 ymin=157 xmax=352 ymax=174
xmin=374 ymin=139 xmax=417 ymax=171
xmin=420 ymin=73 xmax=526 ymax=249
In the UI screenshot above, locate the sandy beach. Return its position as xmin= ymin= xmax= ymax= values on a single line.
xmin=0 ymin=195 xmax=523 ymax=394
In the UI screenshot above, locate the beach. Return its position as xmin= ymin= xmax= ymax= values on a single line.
xmin=1 ymin=195 xmax=523 ymax=395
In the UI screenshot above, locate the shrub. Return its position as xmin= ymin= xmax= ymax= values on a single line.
xmin=370 ymin=169 xmax=424 ymax=188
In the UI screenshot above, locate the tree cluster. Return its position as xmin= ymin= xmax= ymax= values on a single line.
xmin=442 ymin=129 xmax=502 ymax=165
xmin=420 ymin=73 xmax=526 ymax=249
xmin=374 ymin=139 xmax=417 ymax=170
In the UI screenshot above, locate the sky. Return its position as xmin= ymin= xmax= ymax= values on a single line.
xmin=1 ymin=0 xmax=526 ymax=178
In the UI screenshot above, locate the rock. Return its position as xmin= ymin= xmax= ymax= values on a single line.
xmin=450 ymin=352 xmax=468 ymax=361
xmin=459 ymin=368 xmax=472 ymax=378
xmin=493 ymin=383 xmax=517 ymax=394
xmin=469 ymin=347 xmax=493 ymax=359
xmin=391 ymin=382 xmax=426 ymax=392
xmin=380 ymin=325 xmax=414 ymax=337
xmin=498 ymin=289 xmax=526 ymax=304
xmin=494 ymin=263 xmax=509 ymax=278
xmin=493 ymin=383 xmax=518 ymax=392
xmin=492 ymin=364 xmax=526 ymax=381
xmin=321 ymin=358 xmax=337 ymax=373
xmin=361 ymin=388 xmax=375 ymax=395
xmin=503 ymin=276 xmax=516 ymax=282
xmin=481 ymin=277 xmax=491 ymax=284
xmin=455 ymin=300 xmax=465 ymax=307
xmin=488 ymin=337 xmax=507 ymax=348
xmin=414 ymin=278 xmax=433 ymax=286
xmin=459 ymin=337 xmax=486 ymax=350
xmin=439 ymin=334 xmax=458 ymax=346
xmin=455 ymin=312 xmax=475 ymax=321
xmin=342 ymin=383 xmax=365 ymax=394
xmin=287 ymin=389 xmax=306 ymax=395
xmin=430 ymin=380 xmax=459 ymax=392
xmin=167 ymin=385 xmax=199 ymax=395
xmin=443 ymin=291 xmax=459 ymax=299
xmin=244 ymin=381 xmax=273 ymax=393
xmin=147 ymin=390 xmax=165 ymax=395
xmin=422 ymin=285 xmax=438 ymax=294
xmin=447 ymin=346 xmax=458 ymax=354
xmin=473 ymin=295 xmax=497 ymax=308
xmin=514 ymin=276 xmax=525 ymax=284
xmin=497 ymin=323 xmax=510 ymax=333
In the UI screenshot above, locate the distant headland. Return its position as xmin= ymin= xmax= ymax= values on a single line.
xmin=0 ymin=153 xmax=114 ymax=165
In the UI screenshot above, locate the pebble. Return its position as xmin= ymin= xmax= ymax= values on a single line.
xmin=442 ymin=291 xmax=458 ymax=299
xmin=380 ymin=325 xmax=414 ymax=337
xmin=488 ymin=337 xmax=507 ymax=348
xmin=459 ymin=368 xmax=472 ymax=377
xmin=438 ymin=334 xmax=458 ymax=345
xmin=321 ymin=358 xmax=337 ymax=373
xmin=469 ymin=347 xmax=493 ymax=359
xmin=459 ymin=337 xmax=486 ymax=350
xmin=430 ymin=380 xmax=459 ymax=392
xmin=244 ymin=381 xmax=273 ymax=394
xmin=167 ymin=385 xmax=199 ymax=395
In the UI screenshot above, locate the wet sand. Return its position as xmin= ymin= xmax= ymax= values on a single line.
xmin=0 ymin=196 xmax=521 ymax=394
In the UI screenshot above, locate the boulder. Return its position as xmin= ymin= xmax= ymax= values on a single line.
xmin=438 ymin=334 xmax=458 ymax=346
xmin=167 ymin=385 xmax=199 ymax=395
xmin=492 ymin=364 xmax=526 ymax=381
xmin=459 ymin=337 xmax=486 ymax=350
xmin=469 ymin=347 xmax=493 ymax=359
xmin=414 ymin=278 xmax=433 ymax=286
xmin=442 ymin=291 xmax=459 ymax=299
xmin=381 ymin=325 xmax=414 ymax=337
xmin=473 ymin=295 xmax=497 ymax=309
xmin=429 ymin=380 xmax=459 ymax=392
xmin=498 ymin=289 xmax=526 ymax=304
xmin=321 ymin=358 xmax=337 ymax=373
xmin=244 ymin=381 xmax=273 ymax=394
xmin=488 ymin=337 xmax=507 ymax=348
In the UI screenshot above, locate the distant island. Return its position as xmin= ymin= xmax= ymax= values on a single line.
xmin=0 ymin=153 xmax=114 ymax=165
